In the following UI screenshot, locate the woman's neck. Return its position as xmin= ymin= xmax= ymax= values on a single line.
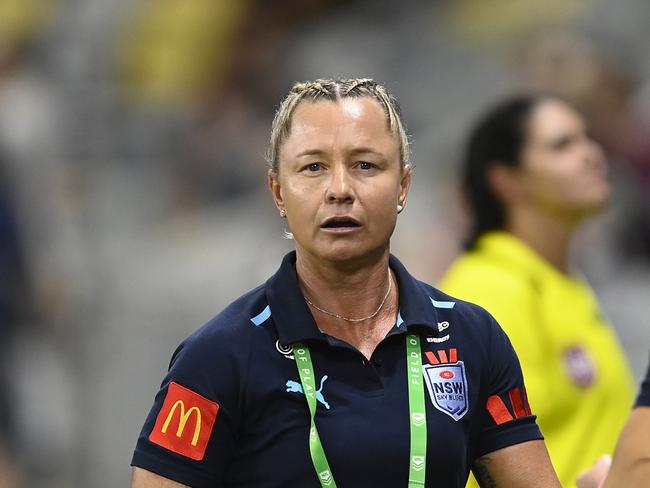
xmin=507 ymin=207 xmax=577 ymax=274
xmin=296 ymin=252 xmax=392 ymax=317
xmin=294 ymin=250 xmax=398 ymax=359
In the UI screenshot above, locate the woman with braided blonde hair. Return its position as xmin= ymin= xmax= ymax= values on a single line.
xmin=131 ymin=78 xmax=560 ymax=487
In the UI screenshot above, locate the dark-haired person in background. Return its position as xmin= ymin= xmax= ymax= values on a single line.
xmin=439 ymin=95 xmax=635 ymax=488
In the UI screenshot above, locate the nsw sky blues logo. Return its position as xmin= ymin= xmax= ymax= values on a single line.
xmin=422 ymin=349 xmax=468 ymax=421
xmin=286 ymin=376 xmax=331 ymax=409
xmin=423 ymin=363 xmax=469 ymax=420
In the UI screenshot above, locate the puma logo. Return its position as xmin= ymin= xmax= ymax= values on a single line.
xmin=286 ymin=375 xmax=331 ymax=410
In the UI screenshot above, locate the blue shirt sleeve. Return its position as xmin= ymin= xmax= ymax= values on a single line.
xmin=473 ymin=313 xmax=543 ymax=459
xmin=131 ymin=330 xmax=244 ymax=487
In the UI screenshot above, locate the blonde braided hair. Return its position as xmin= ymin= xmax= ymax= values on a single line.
xmin=266 ymin=78 xmax=410 ymax=173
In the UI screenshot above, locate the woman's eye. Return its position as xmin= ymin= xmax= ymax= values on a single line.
xmin=358 ymin=161 xmax=375 ymax=170
xmin=550 ymin=135 xmax=574 ymax=152
xmin=305 ymin=163 xmax=322 ymax=172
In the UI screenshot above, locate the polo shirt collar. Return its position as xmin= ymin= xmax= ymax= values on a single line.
xmin=266 ymin=251 xmax=440 ymax=346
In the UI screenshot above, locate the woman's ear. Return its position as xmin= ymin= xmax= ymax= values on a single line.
xmin=487 ymin=163 xmax=526 ymax=207
xmin=398 ymin=164 xmax=412 ymax=210
xmin=268 ymin=170 xmax=284 ymax=211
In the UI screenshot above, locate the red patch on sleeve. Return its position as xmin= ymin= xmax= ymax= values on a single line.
xmin=521 ymin=385 xmax=532 ymax=416
xmin=148 ymin=382 xmax=219 ymax=461
xmin=486 ymin=395 xmax=514 ymax=425
xmin=509 ymin=387 xmax=528 ymax=419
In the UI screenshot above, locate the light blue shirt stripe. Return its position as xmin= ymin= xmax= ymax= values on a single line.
xmin=430 ymin=298 xmax=455 ymax=309
xmin=250 ymin=305 xmax=271 ymax=326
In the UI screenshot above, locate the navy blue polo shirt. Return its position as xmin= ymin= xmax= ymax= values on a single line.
xmin=132 ymin=252 xmax=542 ymax=487
xmin=636 ymin=355 xmax=650 ymax=407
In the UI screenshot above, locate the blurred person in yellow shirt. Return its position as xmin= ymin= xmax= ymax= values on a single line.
xmin=439 ymin=95 xmax=635 ymax=488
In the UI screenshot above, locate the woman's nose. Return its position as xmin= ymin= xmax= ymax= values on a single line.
xmin=325 ymin=166 xmax=354 ymax=203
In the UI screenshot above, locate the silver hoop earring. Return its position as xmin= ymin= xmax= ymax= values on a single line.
xmin=397 ymin=204 xmax=404 ymax=214
xmin=279 ymin=209 xmax=287 ymax=218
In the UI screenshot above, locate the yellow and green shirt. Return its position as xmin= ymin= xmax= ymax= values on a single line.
xmin=439 ymin=231 xmax=634 ymax=488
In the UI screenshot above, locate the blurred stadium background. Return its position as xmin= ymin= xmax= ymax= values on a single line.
xmin=1 ymin=0 xmax=650 ymax=486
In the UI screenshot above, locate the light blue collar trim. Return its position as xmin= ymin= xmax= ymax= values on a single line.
xmin=430 ymin=298 xmax=455 ymax=309
xmin=250 ymin=305 xmax=271 ymax=326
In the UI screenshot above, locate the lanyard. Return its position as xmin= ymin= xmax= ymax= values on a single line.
xmin=293 ymin=334 xmax=427 ymax=487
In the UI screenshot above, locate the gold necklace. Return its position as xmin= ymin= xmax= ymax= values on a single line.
xmin=304 ymin=270 xmax=393 ymax=323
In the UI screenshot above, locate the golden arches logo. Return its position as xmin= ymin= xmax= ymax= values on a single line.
xmin=161 ymin=400 xmax=202 ymax=446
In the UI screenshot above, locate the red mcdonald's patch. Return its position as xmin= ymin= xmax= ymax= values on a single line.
xmin=149 ymin=382 xmax=219 ymax=461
